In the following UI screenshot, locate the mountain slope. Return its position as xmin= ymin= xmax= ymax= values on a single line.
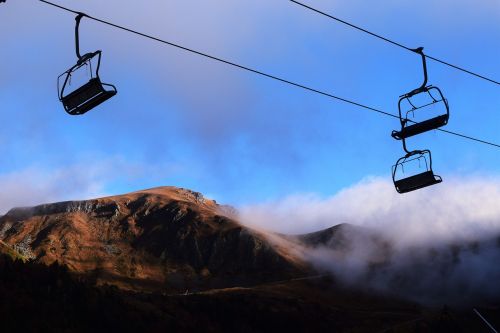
xmin=0 ymin=187 xmax=308 ymax=292
xmin=0 ymin=239 xmax=25 ymax=261
xmin=1 ymin=251 xmax=497 ymax=333
xmin=296 ymin=223 xmax=500 ymax=306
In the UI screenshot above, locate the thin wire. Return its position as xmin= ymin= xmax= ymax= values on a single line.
xmin=473 ymin=308 xmax=499 ymax=333
xmin=38 ymin=0 xmax=500 ymax=149
xmin=39 ymin=0 xmax=396 ymax=120
xmin=290 ymin=0 xmax=500 ymax=86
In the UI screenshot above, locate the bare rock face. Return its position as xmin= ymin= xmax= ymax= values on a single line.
xmin=0 ymin=187 xmax=308 ymax=292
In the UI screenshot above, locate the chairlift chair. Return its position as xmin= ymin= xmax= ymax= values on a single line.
xmin=392 ymin=149 xmax=442 ymax=194
xmin=58 ymin=13 xmax=116 ymax=115
xmin=391 ymin=47 xmax=449 ymax=140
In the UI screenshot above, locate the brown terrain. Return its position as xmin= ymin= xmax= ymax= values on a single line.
xmin=0 ymin=186 xmax=499 ymax=332
xmin=0 ymin=239 xmax=24 ymax=260
xmin=0 ymin=187 xmax=308 ymax=292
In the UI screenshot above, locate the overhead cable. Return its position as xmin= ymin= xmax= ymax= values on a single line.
xmin=290 ymin=0 xmax=500 ymax=87
xmin=38 ymin=0 xmax=500 ymax=149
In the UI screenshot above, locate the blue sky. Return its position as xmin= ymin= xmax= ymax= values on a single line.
xmin=0 ymin=0 xmax=499 ymax=211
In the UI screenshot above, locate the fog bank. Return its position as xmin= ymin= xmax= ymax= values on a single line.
xmin=240 ymin=176 xmax=500 ymax=305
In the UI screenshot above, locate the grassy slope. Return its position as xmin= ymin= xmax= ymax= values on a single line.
xmin=0 ymin=240 xmax=26 ymax=261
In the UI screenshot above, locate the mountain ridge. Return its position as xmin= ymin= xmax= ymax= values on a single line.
xmin=0 ymin=186 xmax=310 ymax=292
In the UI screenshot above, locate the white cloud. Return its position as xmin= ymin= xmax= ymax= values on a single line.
xmin=0 ymin=156 xmax=175 ymax=214
xmin=240 ymin=176 xmax=500 ymax=304
xmin=0 ymin=168 xmax=106 ymax=214
xmin=239 ymin=175 xmax=500 ymax=246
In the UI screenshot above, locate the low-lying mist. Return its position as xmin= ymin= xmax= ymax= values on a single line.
xmin=238 ymin=176 xmax=500 ymax=306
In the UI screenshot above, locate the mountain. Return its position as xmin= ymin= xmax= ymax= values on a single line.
xmin=0 ymin=187 xmax=308 ymax=292
xmin=1 ymin=186 xmax=500 ymax=331
xmin=297 ymin=223 xmax=500 ymax=306
xmin=298 ymin=223 xmax=388 ymax=248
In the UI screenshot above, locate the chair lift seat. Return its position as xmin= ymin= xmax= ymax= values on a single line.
xmin=394 ymin=170 xmax=442 ymax=194
xmin=392 ymin=114 xmax=448 ymax=140
xmin=61 ymin=77 xmax=116 ymax=115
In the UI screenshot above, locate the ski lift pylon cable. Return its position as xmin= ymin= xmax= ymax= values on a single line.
xmin=38 ymin=0 xmax=500 ymax=150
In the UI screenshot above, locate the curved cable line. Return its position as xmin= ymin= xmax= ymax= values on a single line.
xmin=290 ymin=0 xmax=500 ymax=86
xmin=38 ymin=0 xmax=500 ymax=149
